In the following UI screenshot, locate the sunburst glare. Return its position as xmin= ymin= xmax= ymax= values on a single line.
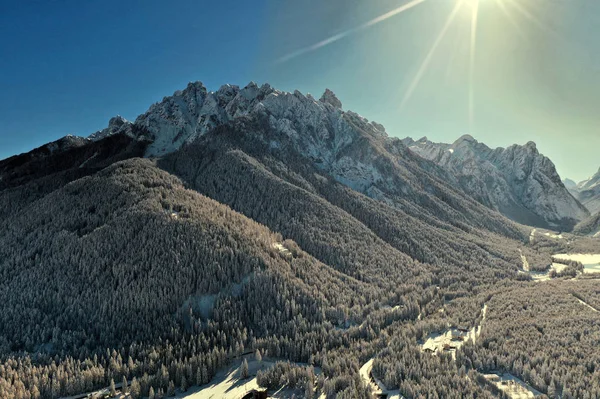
xmin=277 ymin=0 xmax=562 ymax=130
xmin=276 ymin=0 xmax=429 ymax=63
xmin=400 ymin=0 xmax=466 ymax=109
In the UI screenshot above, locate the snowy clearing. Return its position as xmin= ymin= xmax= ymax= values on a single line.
xmin=529 ymin=228 xmax=536 ymax=244
xmin=421 ymin=304 xmax=487 ymax=359
xmin=272 ymin=242 xmax=292 ymax=257
xmin=483 ymin=373 xmax=542 ymax=398
xmin=544 ymin=232 xmax=563 ymax=239
xmin=520 ymin=251 xmax=567 ymax=282
xmin=553 ymin=254 xmax=600 ymax=274
xmin=518 ymin=249 xmax=529 ymax=272
xmin=178 ymin=356 xmax=321 ymax=399
xmin=178 ymin=357 xmax=270 ymax=399
xmin=359 ymin=359 xmax=404 ymax=399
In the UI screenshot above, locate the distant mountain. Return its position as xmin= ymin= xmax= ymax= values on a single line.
xmin=567 ymin=168 xmax=600 ymax=215
xmin=563 ymin=178 xmax=577 ymax=191
xmin=402 ymin=135 xmax=589 ymax=231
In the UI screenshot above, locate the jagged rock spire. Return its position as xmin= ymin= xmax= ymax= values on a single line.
xmin=319 ymin=88 xmax=342 ymax=109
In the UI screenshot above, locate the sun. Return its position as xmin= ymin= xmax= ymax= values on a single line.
xmin=277 ymin=0 xmax=551 ymax=131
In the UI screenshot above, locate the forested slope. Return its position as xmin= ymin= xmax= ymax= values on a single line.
xmin=1 ymin=81 xmax=598 ymax=399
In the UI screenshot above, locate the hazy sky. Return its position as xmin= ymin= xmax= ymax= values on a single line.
xmin=1 ymin=0 xmax=599 ymax=181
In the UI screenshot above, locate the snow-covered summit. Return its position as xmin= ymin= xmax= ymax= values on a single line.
xmin=403 ymin=135 xmax=589 ymax=230
xmin=98 ymin=81 xmax=380 ymax=159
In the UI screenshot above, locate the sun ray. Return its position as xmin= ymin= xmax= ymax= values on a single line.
xmin=504 ymin=0 xmax=553 ymax=36
xmin=469 ymin=0 xmax=479 ymax=131
xmin=494 ymin=0 xmax=527 ymax=39
xmin=400 ymin=0 xmax=465 ymax=109
xmin=276 ymin=0 xmax=429 ymax=63
xmin=444 ymin=18 xmax=468 ymax=84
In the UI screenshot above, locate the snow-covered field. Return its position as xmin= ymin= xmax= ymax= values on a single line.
xmin=178 ymin=356 xmax=321 ymax=399
xmin=178 ymin=357 xmax=271 ymax=399
xmin=544 ymin=232 xmax=563 ymax=239
xmin=359 ymin=359 xmax=404 ymax=399
xmin=553 ymin=254 xmax=600 ymax=274
xmin=272 ymin=242 xmax=292 ymax=257
xmin=421 ymin=304 xmax=487 ymax=359
xmin=483 ymin=373 xmax=542 ymax=398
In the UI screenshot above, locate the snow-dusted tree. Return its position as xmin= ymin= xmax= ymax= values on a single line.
xmin=109 ymin=378 xmax=116 ymax=397
xmin=255 ymin=349 xmax=262 ymax=363
xmin=240 ymin=359 xmax=249 ymax=379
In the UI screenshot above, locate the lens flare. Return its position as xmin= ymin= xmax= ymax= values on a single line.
xmin=400 ymin=0 xmax=466 ymax=109
xmin=469 ymin=0 xmax=479 ymax=130
xmin=276 ymin=0 xmax=429 ymax=63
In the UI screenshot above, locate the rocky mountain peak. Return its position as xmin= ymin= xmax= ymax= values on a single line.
xmin=89 ymin=115 xmax=133 ymax=141
xmin=454 ymin=134 xmax=477 ymax=145
xmin=319 ymin=88 xmax=342 ymax=109
xmin=108 ymin=115 xmax=129 ymax=128
xmin=405 ymin=136 xmax=589 ymax=229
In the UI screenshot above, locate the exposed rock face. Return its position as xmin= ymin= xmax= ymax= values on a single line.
xmin=402 ymin=136 xmax=589 ymax=230
xmin=319 ymin=88 xmax=342 ymax=109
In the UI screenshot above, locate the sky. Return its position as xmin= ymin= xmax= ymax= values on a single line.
xmin=1 ymin=0 xmax=599 ymax=181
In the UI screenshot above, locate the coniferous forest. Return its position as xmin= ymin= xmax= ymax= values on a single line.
xmin=1 ymin=88 xmax=599 ymax=399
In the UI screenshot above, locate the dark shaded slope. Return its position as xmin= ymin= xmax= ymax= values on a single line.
xmin=0 ymin=158 xmax=379 ymax=353
xmin=160 ymin=117 xmax=529 ymax=296
xmin=0 ymin=133 xmax=149 ymax=191
xmin=573 ymin=211 xmax=600 ymax=236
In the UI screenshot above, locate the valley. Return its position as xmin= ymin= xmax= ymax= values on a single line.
xmin=0 ymin=81 xmax=599 ymax=399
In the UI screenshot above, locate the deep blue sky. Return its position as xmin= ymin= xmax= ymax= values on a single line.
xmin=1 ymin=0 xmax=599 ymax=181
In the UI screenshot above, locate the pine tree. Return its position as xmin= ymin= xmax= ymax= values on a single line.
xmin=148 ymin=386 xmax=155 ymax=399
xmin=180 ymin=375 xmax=187 ymax=392
xmin=240 ymin=359 xmax=249 ymax=379
xmin=109 ymin=378 xmax=116 ymax=397
xmin=305 ymin=380 xmax=314 ymax=398
xmin=130 ymin=377 xmax=141 ymax=399
xmin=196 ymin=367 xmax=203 ymax=386
xmin=167 ymin=381 xmax=175 ymax=397
xmin=122 ymin=376 xmax=128 ymax=394
xmin=255 ymin=349 xmax=262 ymax=363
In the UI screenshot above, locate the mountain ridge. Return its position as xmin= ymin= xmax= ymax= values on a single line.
xmin=402 ymin=135 xmax=589 ymax=230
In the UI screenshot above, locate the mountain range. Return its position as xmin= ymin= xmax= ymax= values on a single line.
xmin=1 ymin=81 xmax=598 ymax=399
xmin=15 ymin=80 xmax=586 ymax=232
xmin=564 ymin=169 xmax=600 ymax=236
xmin=401 ymin=136 xmax=589 ymax=231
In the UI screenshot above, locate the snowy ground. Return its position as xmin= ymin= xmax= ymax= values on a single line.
xmin=358 ymin=359 xmax=404 ymax=399
xmin=178 ymin=356 xmax=321 ymax=399
xmin=543 ymin=232 xmax=563 ymax=239
xmin=529 ymin=229 xmax=536 ymax=244
xmin=552 ymin=254 xmax=600 ymax=274
xmin=421 ymin=304 xmax=487 ymax=359
xmin=178 ymin=357 xmax=271 ymax=399
xmin=483 ymin=373 xmax=542 ymax=399
xmin=575 ymin=296 xmax=599 ymax=313
xmin=519 ymin=249 xmax=570 ymax=282
xmin=272 ymin=242 xmax=292 ymax=257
